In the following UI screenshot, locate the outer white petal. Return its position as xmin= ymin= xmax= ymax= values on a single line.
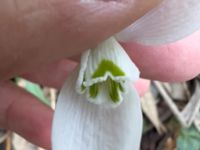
xmin=116 ymin=0 xmax=200 ymax=45
xmin=52 ymin=70 xmax=143 ymax=150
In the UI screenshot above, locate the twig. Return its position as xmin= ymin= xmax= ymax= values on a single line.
xmin=154 ymin=81 xmax=187 ymax=127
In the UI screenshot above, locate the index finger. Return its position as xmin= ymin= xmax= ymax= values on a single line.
xmin=0 ymin=0 xmax=162 ymax=81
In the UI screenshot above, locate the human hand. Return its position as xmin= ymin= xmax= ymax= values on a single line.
xmin=1 ymin=29 xmax=199 ymax=149
xmin=1 ymin=0 xmax=200 ymax=149
xmin=0 ymin=0 xmax=162 ymax=81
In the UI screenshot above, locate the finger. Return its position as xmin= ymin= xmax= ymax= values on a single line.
xmin=122 ymin=30 xmax=200 ymax=82
xmin=22 ymin=59 xmax=77 ymax=89
xmin=0 ymin=0 xmax=162 ymax=80
xmin=23 ymin=29 xmax=200 ymax=87
xmin=0 ymin=81 xmax=53 ymax=149
xmin=52 ymin=30 xmax=200 ymax=82
xmin=134 ymin=79 xmax=150 ymax=96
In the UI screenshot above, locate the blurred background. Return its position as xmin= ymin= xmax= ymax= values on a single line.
xmin=0 ymin=75 xmax=200 ymax=150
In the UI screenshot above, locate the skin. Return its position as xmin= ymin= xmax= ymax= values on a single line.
xmin=0 ymin=0 xmax=200 ymax=149
xmin=0 ymin=0 xmax=162 ymax=80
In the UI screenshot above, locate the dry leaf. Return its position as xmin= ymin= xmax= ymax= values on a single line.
xmin=141 ymin=91 xmax=166 ymax=134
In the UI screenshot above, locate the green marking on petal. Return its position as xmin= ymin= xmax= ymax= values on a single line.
xmin=87 ymin=59 xmax=126 ymax=103
xmin=88 ymin=78 xmax=123 ymax=103
xmin=89 ymin=83 xmax=99 ymax=98
xmin=81 ymin=84 xmax=86 ymax=92
xmin=118 ymin=83 xmax=124 ymax=92
xmin=107 ymin=78 xmax=120 ymax=103
xmin=92 ymin=59 xmax=125 ymax=78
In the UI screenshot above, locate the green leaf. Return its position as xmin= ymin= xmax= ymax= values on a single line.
xmin=177 ymin=125 xmax=200 ymax=150
xmin=17 ymin=78 xmax=50 ymax=106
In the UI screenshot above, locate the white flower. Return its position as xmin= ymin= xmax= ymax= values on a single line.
xmin=52 ymin=1 xmax=200 ymax=150
xmin=52 ymin=37 xmax=142 ymax=150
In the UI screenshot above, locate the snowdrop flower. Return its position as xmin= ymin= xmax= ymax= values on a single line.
xmin=52 ymin=37 xmax=142 ymax=150
xmin=52 ymin=0 xmax=200 ymax=150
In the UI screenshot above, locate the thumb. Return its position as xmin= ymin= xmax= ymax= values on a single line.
xmin=0 ymin=0 xmax=162 ymax=80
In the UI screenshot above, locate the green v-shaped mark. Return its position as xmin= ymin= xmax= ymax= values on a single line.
xmin=92 ymin=59 xmax=125 ymax=78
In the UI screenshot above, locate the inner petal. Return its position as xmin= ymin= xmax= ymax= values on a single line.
xmin=89 ymin=77 xmax=124 ymax=104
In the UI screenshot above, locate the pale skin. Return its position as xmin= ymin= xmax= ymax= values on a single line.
xmin=0 ymin=0 xmax=200 ymax=149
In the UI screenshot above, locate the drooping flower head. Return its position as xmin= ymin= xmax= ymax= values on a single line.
xmin=52 ymin=0 xmax=200 ymax=150
xmin=52 ymin=37 xmax=142 ymax=150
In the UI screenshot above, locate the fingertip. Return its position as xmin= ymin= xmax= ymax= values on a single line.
xmin=122 ymin=30 xmax=200 ymax=82
xmin=134 ymin=79 xmax=150 ymax=96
